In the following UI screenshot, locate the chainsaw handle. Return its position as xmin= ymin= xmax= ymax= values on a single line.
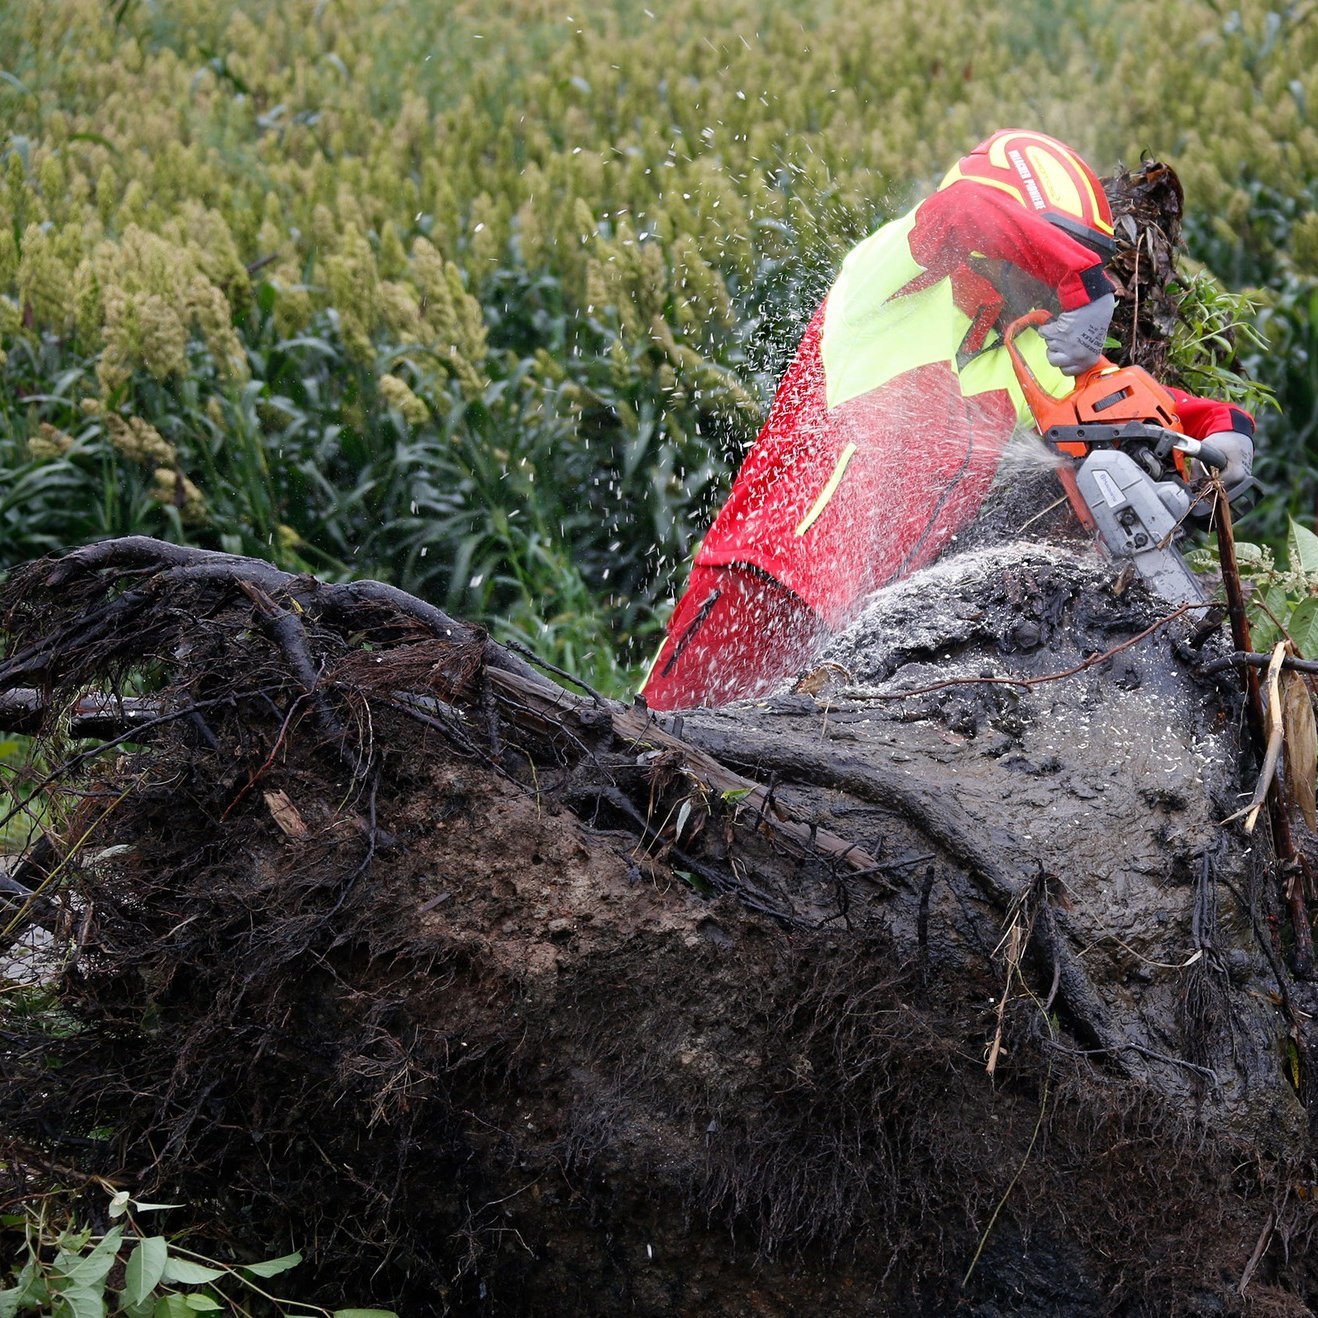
xmin=1004 ymin=309 xmax=1053 ymax=341
xmin=1004 ymin=311 xmax=1114 ymax=424
xmin=1177 ymin=436 xmax=1228 ymax=472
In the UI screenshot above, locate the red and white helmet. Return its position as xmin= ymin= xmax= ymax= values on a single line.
xmin=939 ymin=129 xmax=1116 ymax=256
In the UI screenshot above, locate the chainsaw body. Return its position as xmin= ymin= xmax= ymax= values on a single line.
xmin=1005 ymin=311 xmax=1220 ymax=608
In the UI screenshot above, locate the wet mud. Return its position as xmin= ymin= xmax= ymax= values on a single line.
xmin=1 ymin=537 xmax=1316 ymax=1316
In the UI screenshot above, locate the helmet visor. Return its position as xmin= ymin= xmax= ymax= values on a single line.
xmin=1044 ymin=210 xmax=1116 ymax=260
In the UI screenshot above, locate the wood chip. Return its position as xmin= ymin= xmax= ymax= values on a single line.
xmin=263 ymin=789 xmax=309 ymax=838
xmin=1283 ymin=669 xmax=1318 ymax=830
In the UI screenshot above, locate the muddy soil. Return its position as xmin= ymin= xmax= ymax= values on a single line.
xmin=2 ymin=536 xmax=1316 ymax=1317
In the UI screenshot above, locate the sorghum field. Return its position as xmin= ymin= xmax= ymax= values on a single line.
xmin=1 ymin=0 xmax=1316 ymax=691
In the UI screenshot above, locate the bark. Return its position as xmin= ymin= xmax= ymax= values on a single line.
xmin=2 ymin=535 xmax=1317 ymax=1318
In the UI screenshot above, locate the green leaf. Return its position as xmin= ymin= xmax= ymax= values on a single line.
xmin=1288 ymin=598 xmax=1318 ymax=658
xmin=158 ymin=1260 xmax=225 ymax=1286
xmin=107 ymin=1191 xmax=131 ymax=1220
xmin=53 ymin=1227 xmax=94 ymax=1259
xmin=1234 ymin=540 xmax=1272 ymax=570
xmin=0 ymin=1260 xmax=45 ymax=1314
xmin=153 ymin=1295 xmax=193 ymax=1318
xmin=122 ymin=1238 xmax=169 ymax=1308
xmin=1250 ymin=584 xmax=1289 ymax=653
xmin=239 ymin=1251 xmax=302 ymax=1278
xmin=1250 ymin=617 xmax=1281 ymax=655
xmin=58 ymin=1228 xmax=123 ymax=1288
xmin=1288 ymin=520 xmax=1318 ymax=580
xmin=182 ymin=1298 xmax=223 ymax=1312
xmin=54 ymin=1284 xmax=107 ymax=1318
xmin=332 ymin=1311 xmax=402 ymax=1317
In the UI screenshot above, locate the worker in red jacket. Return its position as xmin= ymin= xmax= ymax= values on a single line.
xmin=641 ymin=129 xmax=1255 ymax=711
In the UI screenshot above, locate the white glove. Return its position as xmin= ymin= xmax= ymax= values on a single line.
xmin=1039 ymin=293 xmax=1115 ymax=376
xmin=1201 ymin=429 xmax=1254 ymax=499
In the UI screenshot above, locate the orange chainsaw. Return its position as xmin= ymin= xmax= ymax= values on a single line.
xmin=1005 ymin=309 xmax=1227 ymax=607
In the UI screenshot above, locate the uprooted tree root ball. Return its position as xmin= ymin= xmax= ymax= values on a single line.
xmin=2 ymin=537 xmax=1318 ymax=1316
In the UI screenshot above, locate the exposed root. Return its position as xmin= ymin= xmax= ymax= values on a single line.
xmin=1 ymin=537 xmax=1315 ymax=1315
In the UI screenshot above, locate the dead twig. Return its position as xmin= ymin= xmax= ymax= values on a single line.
xmin=1220 ymin=643 xmax=1287 ymax=830
xmin=1214 ymin=488 xmax=1315 ymax=976
xmin=985 ymin=914 xmax=1024 ymax=1077
xmin=1238 ymin=1211 xmax=1275 ymax=1297
xmin=1199 ymin=651 xmax=1318 ymax=677
xmin=504 ymin=639 xmax=608 ymax=704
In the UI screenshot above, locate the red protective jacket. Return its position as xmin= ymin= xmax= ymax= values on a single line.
xmin=642 ymin=180 xmax=1253 ymax=707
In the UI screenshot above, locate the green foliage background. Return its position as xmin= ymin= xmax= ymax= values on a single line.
xmin=1 ymin=0 xmax=1316 ymax=693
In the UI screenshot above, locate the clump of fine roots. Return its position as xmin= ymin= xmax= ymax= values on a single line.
xmin=1102 ymin=155 xmax=1185 ymax=378
xmin=1 ymin=538 xmax=1316 ymax=1316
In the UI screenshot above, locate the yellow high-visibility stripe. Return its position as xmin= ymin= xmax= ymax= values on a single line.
xmin=986 ymin=135 xmax=1013 ymax=169
xmin=1052 ymin=142 xmax=1115 ymax=235
xmin=641 ymin=637 xmax=668 ymax=687
xmin=940 ymin=162 xmax=1028 ymax=208
xmin=795 ymin=442 xmax=857 ymax=536
xmin=1076 ymin=164 xmax=1115 ymax=234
